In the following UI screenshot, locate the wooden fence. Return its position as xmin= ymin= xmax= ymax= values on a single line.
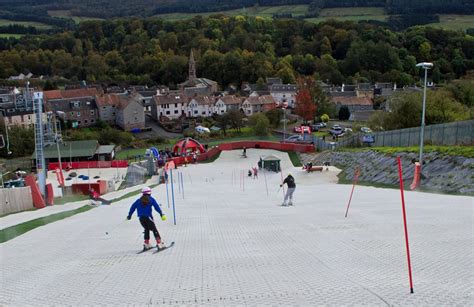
xmin=0 ymin=186 xmax=34 ymax=216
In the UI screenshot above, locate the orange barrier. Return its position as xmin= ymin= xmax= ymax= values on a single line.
xmin=24 ymin=175 xmax=46 ymax=209
xmin=48 ymin=160 xmax=129 ymax=171
xmin=410 ymin=162 xmax=421 ymax=190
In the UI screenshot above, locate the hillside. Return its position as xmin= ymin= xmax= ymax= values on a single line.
xmin=0 ymin=0 xmax=472 ymax=19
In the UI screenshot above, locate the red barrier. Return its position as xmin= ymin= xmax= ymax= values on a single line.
xmin=46 ymin=183 xmax=54 ymax=205
xmin=48 ymin=160 xmax=129 ymax=171
xmin=55 ymin=168 xmax=65 ymax=187
xmin=166 ymin=141 xmax=313 ymax=166
xmin=71 ymin=180 xmax=107 ymax=195
xmin=217 ymin=141 xmax=314 ymax=153
xmin=24 ymin=175 xmax=46 ymax=209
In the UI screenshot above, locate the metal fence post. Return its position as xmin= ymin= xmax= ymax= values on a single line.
xmin=455 ymin=121 xmax=459 ymax=145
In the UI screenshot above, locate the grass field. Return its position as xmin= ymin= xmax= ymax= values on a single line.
xmin=0 ymin=19 xmax=52 ymax=30
xmin=154 ymin=6 xmax=473 ymax=31
xmin=47 ymin=10 xmax=104 ymax=23
xmin=425 ymin=15 xmax=474 ymax=31
xmin=155 ymin=4 xmax=309 ymax=20
xmin=0 ymin=33 xmax=24 ymax=38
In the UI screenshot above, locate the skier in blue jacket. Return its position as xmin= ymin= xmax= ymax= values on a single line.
xmin=127 ymin=187 xmax=167 ymax=250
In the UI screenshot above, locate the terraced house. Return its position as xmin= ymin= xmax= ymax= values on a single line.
xmin=43 ymin=88 xmax=100 ymax=128
xmin=151 ymin=94 xmax=187 ymax=121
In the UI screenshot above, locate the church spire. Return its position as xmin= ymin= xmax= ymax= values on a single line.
xmin=188 ymin=49 xmax=196 ymax=82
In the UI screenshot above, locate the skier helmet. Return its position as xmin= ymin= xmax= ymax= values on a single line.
xmin=142 ymin=187 xmax=152 ymax=195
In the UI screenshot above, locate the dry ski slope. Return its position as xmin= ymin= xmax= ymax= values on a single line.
xmin=1 ymin=149 xmax=472 ymax=305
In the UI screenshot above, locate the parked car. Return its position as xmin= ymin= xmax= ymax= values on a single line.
xmin=195 ymin=125 xmax=210 ymax=134
xmin=293 ymin=126 xmax=312 ymax=133
xmin=360 ymin=127 xmax=372 ymax=134
xmin=344 ymin=127 xmax=353 ymax=133
xmin=330 ymin=126 xmax=344 ymax=136
xmin=284 ymin=135 xmax=303 ymax=142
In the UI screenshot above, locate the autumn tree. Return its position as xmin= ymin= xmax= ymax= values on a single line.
xmin=294 ymin=77 xmax=317 ymax=124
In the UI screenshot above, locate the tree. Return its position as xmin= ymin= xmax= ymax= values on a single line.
xmin=320 ymin=114 xmax=329 ymax=122
xmin=264 ymin=108 xmax=283 ymax=128
xmin=248 ymin=113 xmax=270 ymax=136
xmin=226 ymin=109 xmax=244 ymax=132
xmin=0 ymin=125 xmax=35 ymax=158
xmin=294 ymin=77 xmax=317 ymax=123
xmin=338 ymin=106 xmax=351 ymax=120
xmin=215 ymin=113 xmax=230 ymax=136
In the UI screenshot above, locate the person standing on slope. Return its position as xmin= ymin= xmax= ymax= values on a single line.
xmin=280 ymin=173 xmax=296 ymax=206
xmin=127 ymin=187 xmax=167 ymax=250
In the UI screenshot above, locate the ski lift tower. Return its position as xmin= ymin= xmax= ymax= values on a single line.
xmin=33 ymin=91 xmax=46 ymax=197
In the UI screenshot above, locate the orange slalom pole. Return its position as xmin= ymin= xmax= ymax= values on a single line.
xmin=344 ymin=167 xmax=360 ymax=218
xmin=397 ymin=156 xmax=414 ymax=294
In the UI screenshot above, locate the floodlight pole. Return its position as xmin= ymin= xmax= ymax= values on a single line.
xmin=415 ymin=62 xmax=433 ymax=169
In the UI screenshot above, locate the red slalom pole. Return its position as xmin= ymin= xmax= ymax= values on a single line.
xmin=344 ymin=167 xmax=360 ymax=218
xmin=397 ymin=156 xmax=414 ymax=294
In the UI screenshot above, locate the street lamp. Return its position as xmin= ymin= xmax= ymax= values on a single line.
xmin=415 ymin=62 xmax=433 ymax=168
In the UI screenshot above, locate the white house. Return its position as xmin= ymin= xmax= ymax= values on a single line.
xmin=187 ymin=96 xmax=214 ymax=118
xmin=269 ymin=84 xmax=297 ymax=108
xmin=214 ymin=95 xmax=243 ymax=114
xmin=242 ymin=95 xmax=277 ymax=116
xmin=151 ymin=94 xmax=188 ymax=121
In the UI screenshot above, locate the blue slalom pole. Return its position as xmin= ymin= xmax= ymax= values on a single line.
xmin=178 ymin=172 xmax=181 ymax=194
xmin=170 ymin=169 xmax=176 ymax=225
xmin=180 ymin=172 xmax=184 ymax=199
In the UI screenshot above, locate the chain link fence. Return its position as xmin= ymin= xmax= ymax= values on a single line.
xmin=315 ymin=120 xmax=474 ymax=151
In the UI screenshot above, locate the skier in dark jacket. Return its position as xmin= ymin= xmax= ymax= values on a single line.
xmin=127 ymin=187 xmax=167 ymax=250
xmin=280 ymin=173 xmax=296 ymax=206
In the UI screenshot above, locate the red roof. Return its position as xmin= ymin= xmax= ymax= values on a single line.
xmin=44 ymin=88 xmax=100 ymax=101
xmin=95 ymin=94 xmax=121 ymax=107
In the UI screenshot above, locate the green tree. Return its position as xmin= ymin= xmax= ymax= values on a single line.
xmin=227 ymin=109 xmax=244 ymax=132
xmin=215 ymin=113 xmax=230 ymax=136
xmin=248 ymin=113 xmax=270 ymax=136
xmin=338 ymin=106 xmax=351 ymax=120
xmin=320 ymin=114 xmax=329 ymax=122
xmin=264 ymin=108 xmax=283 ymax=128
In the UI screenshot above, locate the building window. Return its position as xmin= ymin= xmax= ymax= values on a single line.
xmin=174 ymin=110 xmax=178 ymax=114
xmin=91 ymin=119 xmax=95 ymax=123
xmin=70 ymin=112 xmax=74 ymax=116
xmin=90 ymin=110 xmax=95 ymax=115
xmin=202 ymin=111 xmax=206 ymax=115
xmin=77 ymin=112 xmax=81 ymax=117
xmin=194 ymin=110 xmax=198 ymax=114
xmin=85 ymin=120 xmax=88 ymax=124
xmin=166 ymin=111 xmax=170 ymax=115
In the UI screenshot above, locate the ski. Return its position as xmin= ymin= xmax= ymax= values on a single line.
xmin=153 ymin=241 xmax=175 ymax=254
xmin=136 ymin=246 xmax=156 ymax=254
